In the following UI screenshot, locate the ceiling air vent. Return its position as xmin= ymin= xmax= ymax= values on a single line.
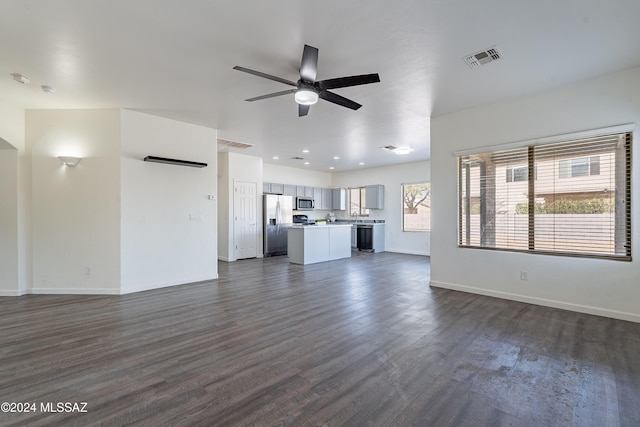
xmin=463 ymin=46 xmax=501 ymax=69
xmin=381 ymin=145 xmax=398 ymax=151
xmin=217 ymin=138 xmax=253 ymax=151
xmin=291 ymin=156 xmax=305 ymax=160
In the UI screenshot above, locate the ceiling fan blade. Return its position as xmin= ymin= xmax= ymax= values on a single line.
xmin=319 ymin=90 xmax=362 ymax=110
xmin=318 ymin=73 xmax=380 ymax=90
xmin=299 ymin=45 xmax=319 ymax=83
xmin=245 ymin=89 xmax=296 ymax=102
xmin=299 ymin=104 xmax=310 ymax=117
xmin=233 ymin=66 xmax=297 ymax=87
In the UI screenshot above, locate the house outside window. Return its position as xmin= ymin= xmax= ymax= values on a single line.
xmin=458 ymin=131 xmax=631 ymax=260
xmin=402 ymin=182 xmax=431 ymax=231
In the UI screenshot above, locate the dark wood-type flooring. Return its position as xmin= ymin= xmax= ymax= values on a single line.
xmin=1 ymin=252 xmax=639 ymax=426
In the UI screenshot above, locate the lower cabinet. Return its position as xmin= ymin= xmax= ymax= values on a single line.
xmin=288 ymin=225 xmax=352 ymax=265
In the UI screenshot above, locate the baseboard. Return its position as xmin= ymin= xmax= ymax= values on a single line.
xmin=0 ymin=290 xmax=24 ymax=297
xmin=385 ymin=249 xmax=430 ymax=257
xmin=121 ymin=275 xmax=218 ymax=295
xmin=429 ymin=280 xmax=640 ymax=323
xmin=218 ymin=256 xmax=235 ymax=262
xmin=28 ymin=288 xmax=121 ymax=295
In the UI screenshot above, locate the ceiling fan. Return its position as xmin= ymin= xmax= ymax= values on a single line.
xmin=233 ymin=44 xmax=380 ymax=117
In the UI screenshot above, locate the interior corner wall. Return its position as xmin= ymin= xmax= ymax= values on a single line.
xmin=0 ymin=147 xmax=18 ymax=295
xmin=430 ymin=67 xmax=640 ymax=323
xmin=331 ymin=161 xmax=430 ymax=256
xmin=27 ymin=109 xmax=122 ymax=294
xmin=120 ymin=110 xmax=217 ymax=293
xmin=217 ymin=152 xmax=232 ymax=261
xmin=0 ymin=101 xmax=26 ymax=296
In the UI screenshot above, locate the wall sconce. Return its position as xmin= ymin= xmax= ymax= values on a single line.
xmin=58 ymin=156 xmax=82 ymax=167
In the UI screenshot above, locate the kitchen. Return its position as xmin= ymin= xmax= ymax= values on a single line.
xmin=217 ymin=151 xmax=430 ymax=263
xmin=263 ymin=182 xmax=386 ymax=264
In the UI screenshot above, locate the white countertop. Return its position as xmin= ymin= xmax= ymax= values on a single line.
xmin=289 ymin=223 xmax=353 ymax=228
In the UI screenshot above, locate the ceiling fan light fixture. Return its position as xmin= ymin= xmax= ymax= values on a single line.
xmin=294 ymin=88 xmax=318 ymax=105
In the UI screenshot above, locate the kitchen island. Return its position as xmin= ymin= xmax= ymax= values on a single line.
xmin=287 ymin=224 xmax=352 ymax=265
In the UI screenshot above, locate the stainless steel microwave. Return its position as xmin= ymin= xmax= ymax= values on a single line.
xmin=296 ymin=197 xmax=315 ymax=210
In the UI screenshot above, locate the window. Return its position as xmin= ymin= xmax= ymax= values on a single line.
xmin=506 ymin=165 xmax=528 ymax=182
xmin=458 ymin=131 xmax=631 ymax=260
xmin=559 ymin=156 xmax=600 ymax=178
xmin=349 ymin=187 xmax=369 ymax=216
xmin=402 ymin=182 xmax=431 ymax=231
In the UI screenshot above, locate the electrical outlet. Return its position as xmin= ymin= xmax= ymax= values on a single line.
xmin=520 ymin=270 xmax=528 ymax=281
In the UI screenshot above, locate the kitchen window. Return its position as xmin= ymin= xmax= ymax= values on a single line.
xmin=349 ymin=187 xmax=369 ymax=217
xmin=458 ymin=130 xmax=631 ymax=260
xmin=402 ymin=182 xmax=431 ymax=231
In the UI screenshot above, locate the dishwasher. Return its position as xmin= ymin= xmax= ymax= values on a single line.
xmin=356 ymin=224 xmax=373 ymax=251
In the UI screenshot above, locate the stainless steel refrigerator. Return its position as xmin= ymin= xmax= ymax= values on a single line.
xmin=263 ymin=194 xmax=293 ymax=256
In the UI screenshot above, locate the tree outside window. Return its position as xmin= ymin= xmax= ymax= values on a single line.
xmin=402 ymin=182 xmax=431 ymax=231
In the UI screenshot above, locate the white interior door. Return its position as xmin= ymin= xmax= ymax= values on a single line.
xmin=234 ymin=181 xmax=258 ymax=259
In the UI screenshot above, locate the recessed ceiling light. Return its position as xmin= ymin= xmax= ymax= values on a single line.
xmin=333 ymin=156 xmax=340 ymax=160
xmin=272 ymin=156 xmax=279 ymax=160
xmin=302 ymin=149 xmax=310 ymax=153
xmin=304 ymin=161 xmax=310 ymax=165
xmin=359 ymin=162 xmax=365 ymax=166
xmin=329 ymin=166 xmax=335 ymax=170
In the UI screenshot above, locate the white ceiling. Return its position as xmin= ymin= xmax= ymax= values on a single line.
xmin=2 ymin=0 xmax=640 ymax=171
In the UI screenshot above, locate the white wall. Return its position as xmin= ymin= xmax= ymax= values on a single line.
xmin=264 ymin=163 xmax=331 ymax=187
xmin=0 ymin=147 xmax=18 ymax=294
xmin=120 ymin=110 xmax=217 ymax=293
xmin=27 ymin=109 xmax=122 ymax=294
xmin=332 ymin=161 xmax=430 ymax=256
xmin=0 ymin=101 xmax=26 ymax=296
xmin=218 ymin=152 xmax=263 ymax=261
xmin=431 ymin=67 xmax=640 ymax=323
xmin=217 ymin=152 xmax=231 ymax=261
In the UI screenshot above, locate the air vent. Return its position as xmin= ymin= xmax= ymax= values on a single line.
xmin=463 ymin=46 xmax=501 ymax=69
xmin=217 ymin=138 xmax=253 ymax=151
xmin=291 ymin=156 xmax=305 ymax=160
xmin=381 ymin=145 xmax=398 ymax=151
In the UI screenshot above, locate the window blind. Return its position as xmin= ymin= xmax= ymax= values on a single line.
xmin=458 ymin=132 xmax=631 ymax=260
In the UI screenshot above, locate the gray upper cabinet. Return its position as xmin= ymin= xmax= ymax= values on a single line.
xmin=296 ymin=186 xmax=306 ymax=197
xmin=263 ymin=182 xmax=284 ymax=194
xmin=270 ymin=183 xmax=284 ymax=194
xmin=305 ymin=186 xmax=314 ymax=197
xmin=332 ymin=188 xmax=347 ymax=210
xmin=283 ymin=184 xmax=296 ymax=197
xmin=313 ymin=187 xmax=323 ymax=209
xmin=322 ymin=188 xmax=333 ymax=210
xmin=365 ymin=184 xmax=384 ymax=209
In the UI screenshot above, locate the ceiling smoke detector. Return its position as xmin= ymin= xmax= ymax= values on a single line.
xmin=10 ymin=73 xmax=30 ymax=84
xmin=463 ymin=46 xmax=502 ymax=69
